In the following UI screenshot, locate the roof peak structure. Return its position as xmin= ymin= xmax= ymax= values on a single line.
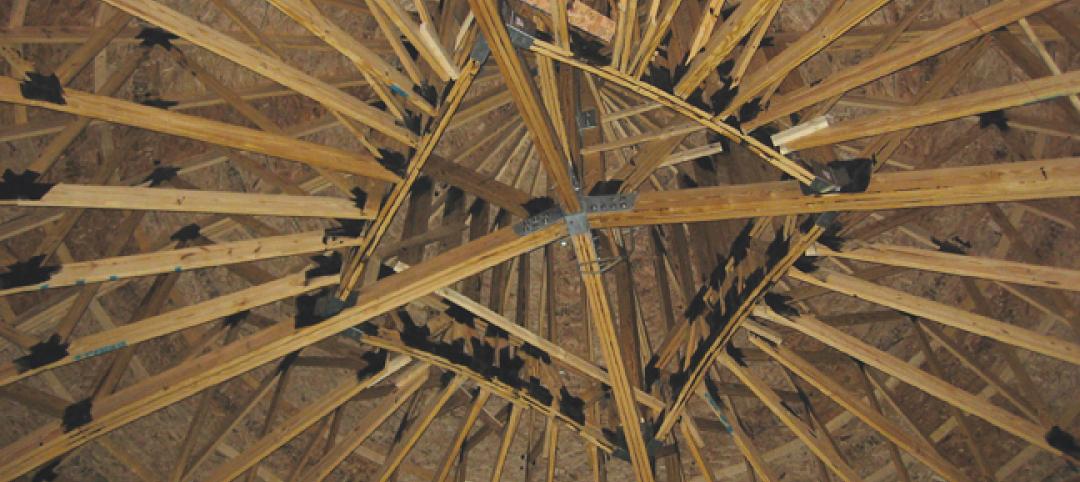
xmin=0 ymin=0 xmax=1078 ymax=480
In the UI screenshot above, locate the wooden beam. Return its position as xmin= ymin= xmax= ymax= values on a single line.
xmin=0 ymin=184 xmax=373 ymax=219
xmin=0 ymin=270 xmax=336 ymax=388
xmin=206 ymin=357 xmax=414 ymax=481
xmin=364 ymin=0 xmax=459 ymax=82
xmin=0 ymin=221 xmax=565 ymax=480
xmin=757 ymin=307 xmax=1080 ymax=462
xmin=467 ymin=0 xmax=580 ymax=210
xmin=748 ymin=336 xmax=971 ymax=482
xmin=789 ymin=268 xmax=1080 ymax=365
xmin=653 ymin=221 xmax=829 ymax=439
xmin=97 ymin=0 xmax=416 ymax=145
xmin=591 ymin=158 xmax=1080 ymax=228
xmin=525 ymin=38 xmax=819 ymax=186
xmin=748 ymin=0 xmax=1070 ymax=130
xmin=726 ymin=0 xmax=891 ymax=116
xmin=719 ymin=396 xmax=779 ymax=482
xmin=299 ymin=365 xmax=429 ymax=481
xmin=388 ymin=261 xmax=665 ymax=410
xmin=810 ymin=242 xmax=1080 ymax=292
xmin=265 ymin=0 xmax=439 ymax=114
xmin=571 ymin=231 xmax=655 ymax=480
xmin=490 ymin=404 xmax=524 ymax=482
xmin=337 ymin=57 xmax=482 ymax=296
xmin=673 ymin=0 xmax=781 ymax=97
xmin=376 ymin=375 xmax=465 ymax=481
xmin=783 ymin=71 xmax=1080 ymax=151
xmin=0 ymin=77 xmax=399 ymax=180
xmin=434 ymin=389 xmax=492 ymax=482
xmin=27 ymin=49 xmax=146 ymax=176
xmin=720 ymin=353 xmax=863 ymax=482
xmin=0 ymin=231 xmax=358 ymax=296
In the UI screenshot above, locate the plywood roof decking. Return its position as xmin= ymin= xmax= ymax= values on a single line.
xmin=0 ymin=0 xmax=1078 ymax=480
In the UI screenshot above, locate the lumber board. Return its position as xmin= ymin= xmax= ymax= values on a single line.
xmin=0 ymin=184 xmax=374 ymax=219
xmin=0 ymin=76 xmax=399 ymax=180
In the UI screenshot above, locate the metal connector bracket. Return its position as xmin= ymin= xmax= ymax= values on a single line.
xmin=513 ymin=207 xmax=565 ymax=236
xmin=512 ymin=194 xmax=637 ymax=236
xmin=582 ymin=193 xmax=637 ymax=213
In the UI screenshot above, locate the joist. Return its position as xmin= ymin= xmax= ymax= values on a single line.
xmin=265 ymin=0 xmax=439 ymax=114
xmin=526 ymin=38 xmax=819 ymax=185
xmin=726 ymin=0 xmax=892 ymax=116
xmin=757 ymin=307 xmax=1080 ymax=462
xmin=0 ymin=26 xmax=372 ymax=51
xmin=0 ymin=184 xmax=374 ymax=219
xmin=592 ymin=158 xmax=1080 ymax=228
xmin=0 ymin=270 xmax=336 ymax=388
xmin=5 ymin=0 xmax=1080 ymax=478
xmin=720 ymin=353 xmax=863 ymax=482
xmin=748 ymin=336 xmax=971 ymax=482
xmin=434 ymin=389 xmax=492 ymax=481
xmin=376 ymin=375 xmax=464 ymax=481
xmin=784 ymin=71 xmax=1080 ymax=151
xmin=718 ymin=396 xmax=779 ymax=482
xmin=336 ymin=58 xmax=482 ymax=295
xmin=0 ymin=230 xmax=358 ymax=296
xmin=788 ymin=268 xmax=1080 ymax=365
xmin=467 ymin=0 xmax=580 ymax=210
xmin=809 ymin=243 xmax=1080 ymax=292
xmin=490 ymin=404 xmax=524 ymax=482
xmin=653 ymin=221 xmax=830 ymax=439
xmin=203 ymin=357 xmax=412 ymax=481
xmin=390 ymin=261 xmax=664 ymax=410
xmin=673 ymin=0 xmax=782 ymax=97
xmin=0 ymin=223 xmax=565 ymax=480
xmin=299 ymin=365 xmax=430 ymax=482
xmin=362 ymin=0 xmax=458 ymax=82
xmin=571 ymin=231 xmax=655 ymax=480
xmin=97 ymin=0 xmax=417 ymax=145
xmin=27 ymin=49 xmax=146 ymax=176
xmin=353 ymin=324 xmax=616 ymax=451
xmin=747 ymin=0 xmax=1070 ymax=130
xmin=0 ymin=76 xmax=399 ymax=180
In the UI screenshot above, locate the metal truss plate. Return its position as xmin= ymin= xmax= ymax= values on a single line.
xmin=514 ymin=207 xmax=565 ymax=236
xmin=577 ymin=109 xmax=598 ymax=129
xmin=564 ymin=212 xmax=589 ymax=235
xmin=581 ymin=193 xmax=637 ymax=214
xmin=512 ymin=195 xmax=637 ymax=237
xmin=506 ymin=24 xmax=536 ymax=50
xmin=469 ymin=38 xmax=491 ymax=63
